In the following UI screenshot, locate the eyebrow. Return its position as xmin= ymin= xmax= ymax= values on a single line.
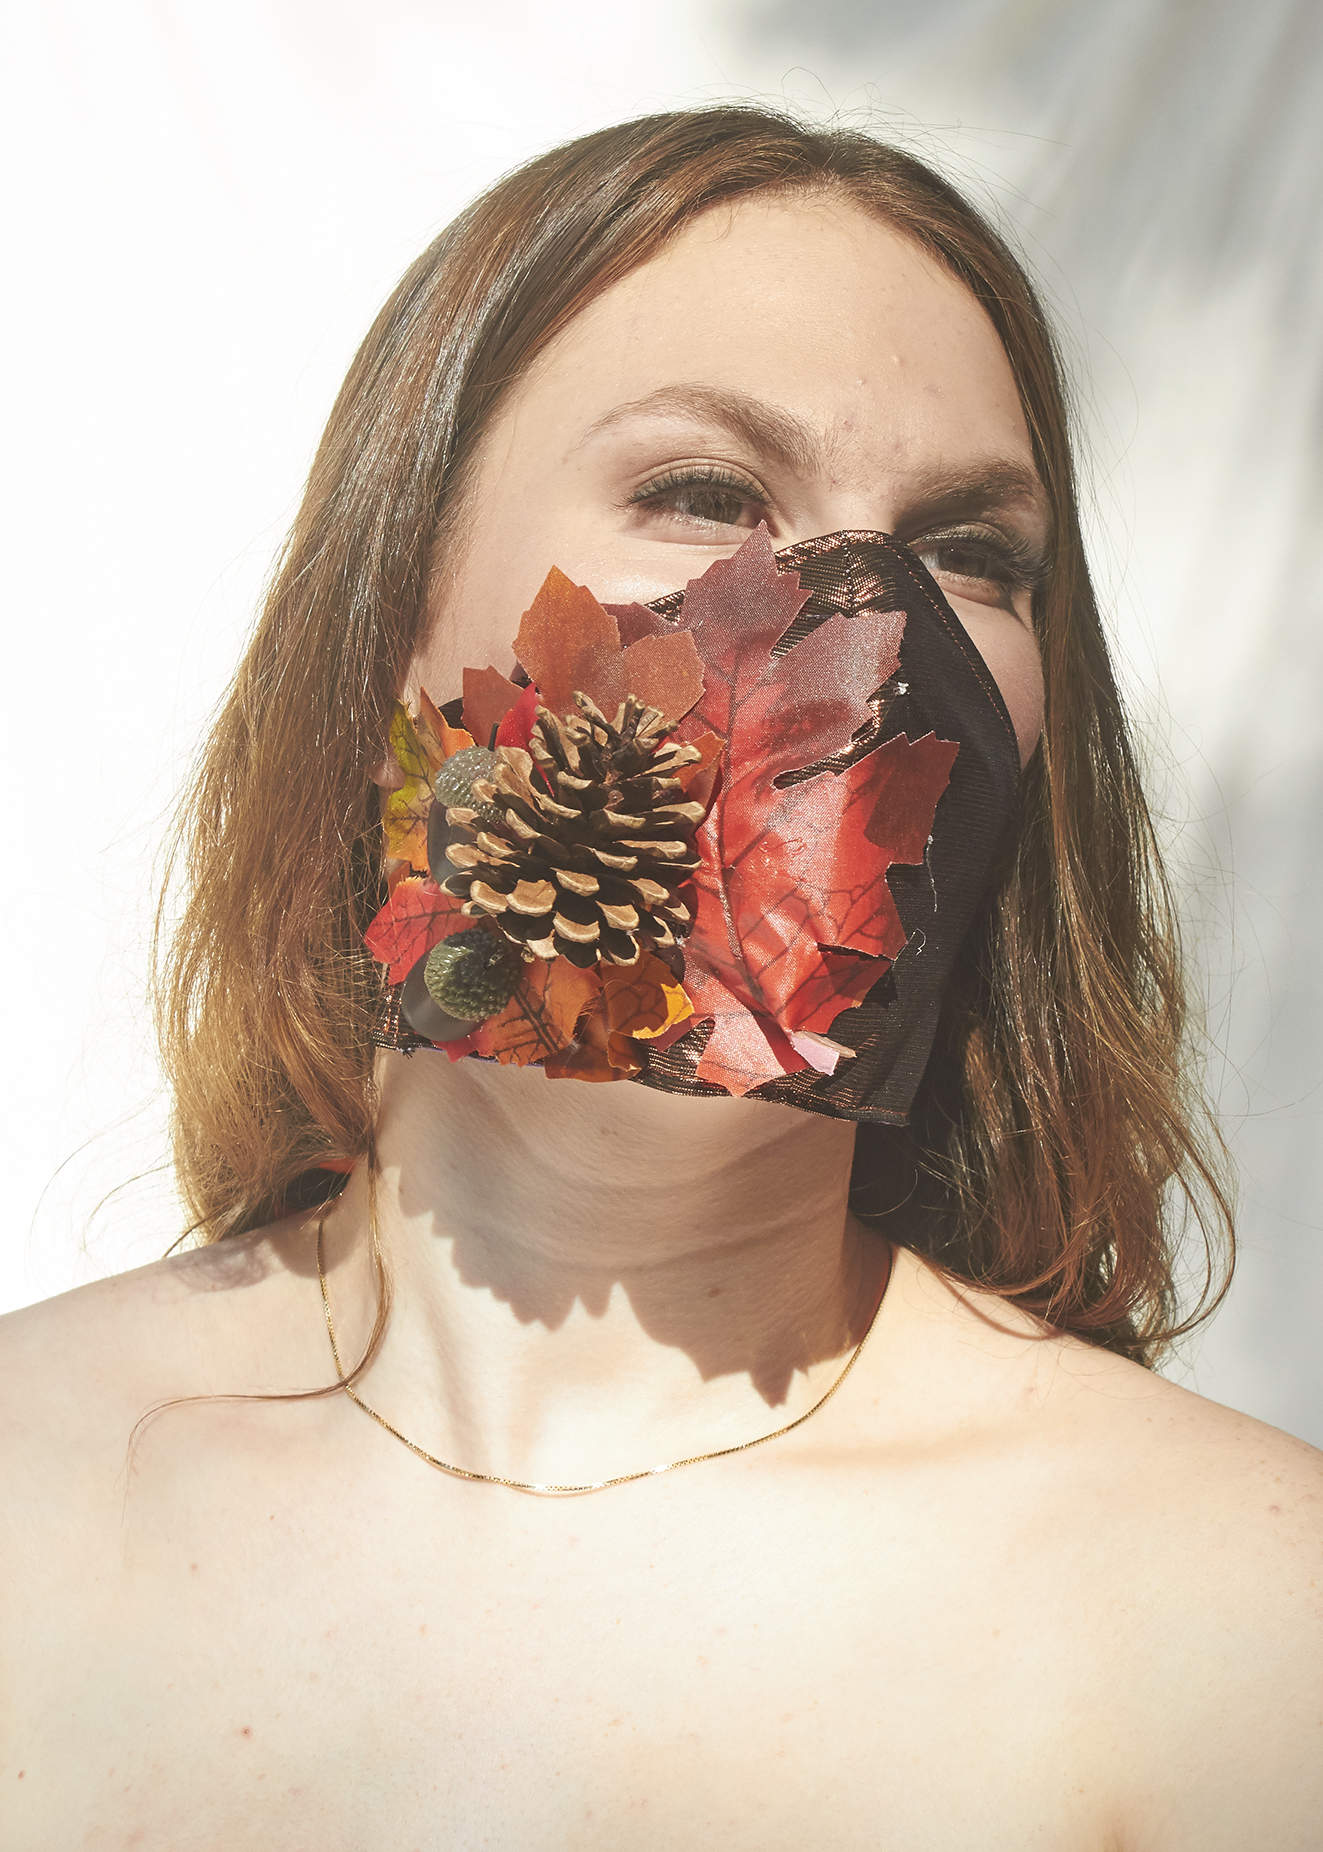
xmin=577 ymin=384 xmax=822 ymax=476
xmin=891 ymin=460 xmax=1050 ymax=530
xmin=576 ymin=383 xmax=1050 ymax=526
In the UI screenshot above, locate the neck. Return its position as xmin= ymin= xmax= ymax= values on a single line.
xmin=318 ymin=1051 xmax=890 ymax=1487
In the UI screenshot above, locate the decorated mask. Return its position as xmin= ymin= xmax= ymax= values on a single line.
xmin=367 ymin=527 xmax=1021 ymax=1124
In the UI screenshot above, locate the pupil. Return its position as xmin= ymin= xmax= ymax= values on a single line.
xmin=679 ymin=487 xmax=741 ymax=524
xmin=942 ymin=545 xmax=993 ymax=579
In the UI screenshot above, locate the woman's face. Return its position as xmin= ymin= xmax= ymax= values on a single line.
xmin=415 ymin=193 xmax=1048 ymax=765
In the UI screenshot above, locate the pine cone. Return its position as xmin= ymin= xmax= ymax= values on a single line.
xmin=439 ymin=693 xmax=706 ymax=968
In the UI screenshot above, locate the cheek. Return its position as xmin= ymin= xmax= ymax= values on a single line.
xmin=404 ymin=442 xmax=624 ymax=704
xmin=950 ymin=606 xmax=1045 ymax=769
xmin=1000 ymin=644 xmax=1047 ymax=769
xmin=406 ymin=511 xmax=539 ymax=704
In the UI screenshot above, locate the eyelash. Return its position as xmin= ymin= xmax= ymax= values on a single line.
xmin=627 ymin=467 xmax=1048 ymax=595
xmin=909 ymin=526 xmax=1048 ymax=595
xmin=627 ymin=465 xmax=768 ymax=527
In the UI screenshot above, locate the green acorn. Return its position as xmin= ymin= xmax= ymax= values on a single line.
xmin=433 ymin=745 xmax=499 ymax=815
xmin=423 ymin=928 xmax=522 ymax=1021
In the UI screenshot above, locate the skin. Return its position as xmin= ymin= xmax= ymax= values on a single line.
xmin=1 ymin=195 xmax=1320 ymax=1851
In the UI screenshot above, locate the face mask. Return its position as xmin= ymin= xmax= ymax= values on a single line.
xmin=368 ymin=527 xmax=1022 ymax=1124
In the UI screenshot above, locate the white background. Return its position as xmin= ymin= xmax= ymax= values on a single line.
xmin=3 ymin=0 xmax=1320 ymax=1445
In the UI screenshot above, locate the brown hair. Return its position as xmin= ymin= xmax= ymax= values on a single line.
xmin=156 ymin=105 xmax=1232 ymax=1364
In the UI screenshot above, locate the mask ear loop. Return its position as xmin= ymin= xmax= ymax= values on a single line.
xmin=372 ymin=973 xmax=432 ymax=1054
xmin=363 ymin=1144 xmax=394 ymax=1378
xmin=320 ymin=1133 xmax=395 ymax=1392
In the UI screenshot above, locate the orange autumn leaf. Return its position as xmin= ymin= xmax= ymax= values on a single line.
xmin=463 ymin=665 xmax=523 ymax=746
xmin=673 ymin=727 xmax=723 ymax=811
xmin=601 ymin=953 xmax=694 ymax=1041
xmin=544 ymin=954 xmax=694 ymax=1083
xmin=543 ymin=1005 xmax=625 ymax=1082
xmin=675 ymin=727 xmax=723 ymax=783
xmin=415 ymin=686 xmax=473 ymax=766
xmin=513 ymin=567 xmax=704 ymax=724
xmin=471 ymin=957 xmax=601 ymax=1067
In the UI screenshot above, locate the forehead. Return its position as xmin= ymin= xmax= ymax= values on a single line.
xmin=517 ymin=192 xmax=1033 ymax=470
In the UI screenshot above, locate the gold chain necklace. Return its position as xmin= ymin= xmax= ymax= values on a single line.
xmin=316 ymin=1218 xmax=889 ymax=1497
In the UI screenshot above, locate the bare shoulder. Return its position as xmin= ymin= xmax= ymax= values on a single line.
xmin=874 ymin=1248 xmax=1323 ymax=1843
xmin=882 ymin=1241 xmax=1323 ymax=1515
xmin=0 ymin=1220 xmax=322 ymax=1523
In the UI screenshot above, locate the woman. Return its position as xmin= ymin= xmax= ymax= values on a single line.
xmin=2 ymin=107 xmax=1319 ymax=1847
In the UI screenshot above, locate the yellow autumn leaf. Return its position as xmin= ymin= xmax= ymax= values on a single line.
xmin=388 ymin=701 xmax=432 ymax=783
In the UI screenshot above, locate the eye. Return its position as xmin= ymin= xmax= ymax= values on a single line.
xmin=627 ymin=466 xmax=769 ymax=535
xmin=911 ymin=530 xmax=1044 ymax=611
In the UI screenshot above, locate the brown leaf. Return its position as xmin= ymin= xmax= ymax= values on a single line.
xmin=513 ymin=568 xmax=619 ymax=715
xmin=604 ymin=1034 xmax=645 ymax=1076
xmin=609 ymin=632 xmax=704 ymax=724
xmin=463 ymin=666 xmax=523 ymax=746
xmin=513 ymin=567 xmax=703 ymax=724
xmin=542 ymin=955 xmax=693 ymax=1082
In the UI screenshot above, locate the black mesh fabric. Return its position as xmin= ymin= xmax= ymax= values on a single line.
xmin=622 ymin=531 xmax=1022 ymax=1124
xmin=374 ymin=531 xmax=1022 ymax=1125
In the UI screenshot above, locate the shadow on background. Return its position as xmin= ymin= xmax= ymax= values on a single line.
xmin=735 ymin=0 xmax=1323 ymax=1440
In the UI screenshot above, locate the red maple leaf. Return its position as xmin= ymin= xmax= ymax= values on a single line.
xmin=612 ymin=527 xmax=958 ymax=1096
xmin=363 ymin=877 xmax=470 ymax=986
